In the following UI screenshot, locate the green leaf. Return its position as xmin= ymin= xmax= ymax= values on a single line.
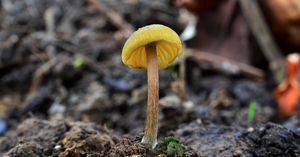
xmin=167 ymin=64 xmax=176 ymax=75
xmin=73 ymin=56 xmax=85 ymax=68
xmin=247 ymin=99 xmax=257 ymax=123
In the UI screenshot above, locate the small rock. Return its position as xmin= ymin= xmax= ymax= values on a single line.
xmin=54 ymin=145 xmax=61 ymax=150
xmin=183 ymin=101 xmax=194 ymax=111
xmin=233 ymin=149 xmax=243 ymax=156
xmin=0 ymin=118 xmax=8 ymax=135
xmin=159 ymin=95 xmax=181 ymax=108
xmin=48 ymin=103 xmax=65 ymax=115
xmin=247 ymin=127 xmax=254 ymax=132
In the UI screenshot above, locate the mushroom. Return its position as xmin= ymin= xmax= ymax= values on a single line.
xmin=122 ymin=24 xmax=182 ymax=148
xmin=273 ymin=53 xmax=300 ymax=116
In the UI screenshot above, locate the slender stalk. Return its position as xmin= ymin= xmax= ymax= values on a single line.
xmin=287 ymin=54 xmax=300 ymax=85
xmin=142 ymin=43 xmax=159 ymax=148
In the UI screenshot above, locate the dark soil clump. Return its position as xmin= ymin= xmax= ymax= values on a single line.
xmin=175 ymin=120 xmax=300 ymax=157
xmin=0 ymin=118 xmax=118 ymax=157
xmin=243 ymin=123 xmax=300 ymax=157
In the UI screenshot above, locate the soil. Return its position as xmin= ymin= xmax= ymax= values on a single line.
xmin=0 ymin=0 xmax=300 ymax=157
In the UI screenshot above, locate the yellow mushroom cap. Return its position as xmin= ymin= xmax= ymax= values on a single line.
xmin=122 ymin=24 xmax=182 ymax=69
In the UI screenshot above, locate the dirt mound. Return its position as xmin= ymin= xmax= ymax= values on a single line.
xmin=175 ymin=120 xmax=300 ymax=157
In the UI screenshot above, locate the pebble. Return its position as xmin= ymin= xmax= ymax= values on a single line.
xmin=233 ymin=149 xmax=243 ymax=156
xmin=159 ymin=95 xmax=181 ymax=108
xmin=104 ymin=77 xmax=138 ymax=91
xmin=48 ymin=103 xmax=65 ymax=115
xmin=0 ymin=118 xmax=8 ymax=135
xmin=247 ymin=127 xmax=254 ymax=132
xmin=54 ymin=145 xmax=62 ymax=150
xmin=183 ymin=100 xmax=194 ymax=111
xmin=197 ymin=106 xmax=209 ymax=117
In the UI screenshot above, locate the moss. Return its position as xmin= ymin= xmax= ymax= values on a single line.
xmin=155 ymin=136 xmax=186 ymax=157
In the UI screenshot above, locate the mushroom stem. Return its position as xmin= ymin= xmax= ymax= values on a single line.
xmin=142 ymin=43 xmax=158 ymax=148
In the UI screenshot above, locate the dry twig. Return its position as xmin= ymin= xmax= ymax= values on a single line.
xmin=188 ymin=49 xmax=265 ymax=79
xmin=239 ymin=0 xmax=284 ymax=82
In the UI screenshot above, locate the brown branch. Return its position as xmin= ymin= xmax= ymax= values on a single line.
xmin=239 ymin=0 xmax=284 ymax=81
xmin=188 ymin=49 xmax=265 ymax=79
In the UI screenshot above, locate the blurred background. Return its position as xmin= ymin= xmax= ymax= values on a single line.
xmin=0 ymin=0 xmax=299 ymax=156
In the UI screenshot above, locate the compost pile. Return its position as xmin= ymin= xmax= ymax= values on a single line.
xmin=0 ymin=0 xmax=299 ymax=157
